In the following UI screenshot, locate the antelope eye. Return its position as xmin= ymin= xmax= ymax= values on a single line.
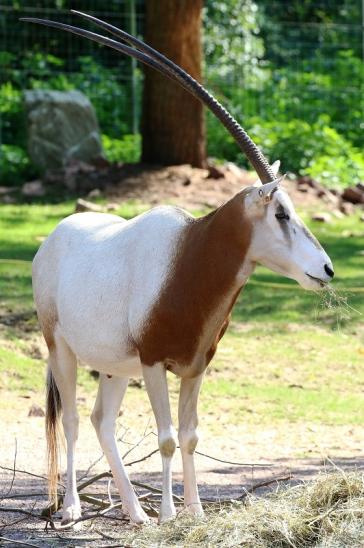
xmin=275 ymin=211 xmax=290 ymax=221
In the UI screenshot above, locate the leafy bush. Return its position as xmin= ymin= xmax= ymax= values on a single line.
xmin=1 ymin=32 xmax=362 ymax=188
xmin=208 ymin=113 xmax=364 ymax=189
xmin=0 ymin=82 xmax=25 ymax=146
xmin=260 ymin=51 xmax=364 ymax=148
xmin=0 ymin=144 xmax=38 ymax=185
xmin=207 ymin=47 xmax=364 ymax=188
xmin=204 ymin=0 xmax=265 ymax=85
xmin=208 ymin=50 xmax=363 ymax=148
xmin=102 ymin=134 xmax=141 ymax=163
xmin=249 ymin=117 xmax=364 ymax=188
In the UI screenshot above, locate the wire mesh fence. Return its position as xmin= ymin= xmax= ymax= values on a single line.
xmin=257 ymin=1 xmax=363 ymax=141
xmin=0 ymin=1 xmax=363 ymax=161
xmin=0 ymin=1 xmax=144 ymax=147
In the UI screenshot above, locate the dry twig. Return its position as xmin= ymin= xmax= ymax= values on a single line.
xmin=2 ymin=440 xmax=17 ymax=500
xmin=195 ymin=450 xmax=273 ymax=468
xmin=237 ymin=475 xmax=292 ymax=500
xmin=0 ymin=440 xmax=283 ymax=539
xmin=0 ymin=536 xmax=40 ymax=548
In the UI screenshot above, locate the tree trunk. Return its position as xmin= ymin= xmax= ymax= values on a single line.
xmin=141 ymin=0 xmax=206 ymax=168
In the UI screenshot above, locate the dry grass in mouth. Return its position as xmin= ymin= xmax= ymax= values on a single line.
xmin=315 ymin=284 xmax=362 ymax=330
xmin=120 ymin=471 xmax=364 ymax=547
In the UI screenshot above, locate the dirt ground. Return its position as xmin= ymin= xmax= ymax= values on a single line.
xmin=49 ymin=158 xmax=349 ymax=215
xmin=90 ymin=161 xmax=342 ymax=213
xmin=1 ymin=376 xmax=364 ymax=546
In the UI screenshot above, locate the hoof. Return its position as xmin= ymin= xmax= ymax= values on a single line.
xmin=61 ymin=504 xmax=82 ymax=526
xmin=185 ymin=503 xmax=204 ymax=516
xmin=129 ymin=509 xmax=150 ymax=525
xmin=158 ymin=508 xmax=177 ymax=524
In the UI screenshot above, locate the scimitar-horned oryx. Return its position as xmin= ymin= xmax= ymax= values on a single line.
xmin=23 ymin=12 xmax=334 ymax=525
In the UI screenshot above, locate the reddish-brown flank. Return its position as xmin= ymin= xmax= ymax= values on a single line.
xmin=137 ymin=190 xmax=253 ymax=376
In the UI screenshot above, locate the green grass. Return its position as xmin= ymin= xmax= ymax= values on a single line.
xmin=0 ymin=346 xmax=44 ymax=393
xmin=0 ymin=200 xmax=363 ymax=428
xmin=202 ymin=325 xmax=364 ymax=426
xmin=0 ymin=341 xmax=96 ymax=398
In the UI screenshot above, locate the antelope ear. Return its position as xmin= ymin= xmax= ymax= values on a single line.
xmin=271 ymin=160 xmax=280 ymax=176
xmin=245 ymin=178 xmax=280 ymax=209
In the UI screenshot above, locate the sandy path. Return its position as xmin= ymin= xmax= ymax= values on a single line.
xmin=1 ymin=391 xmax=363 ymax=546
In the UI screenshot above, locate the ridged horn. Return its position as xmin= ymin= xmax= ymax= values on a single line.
xmin=21 ymin=13 xmax=276 ymax=183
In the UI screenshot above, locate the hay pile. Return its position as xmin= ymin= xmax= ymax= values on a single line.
xmin=123 ymin=472 xmax=364 ymax=547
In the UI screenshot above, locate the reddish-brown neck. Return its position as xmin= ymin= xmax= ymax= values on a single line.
xmin=138 ymin=193 xmax=252 ymax=372
xmin=190 ymin=192 xmax=252 ymax=288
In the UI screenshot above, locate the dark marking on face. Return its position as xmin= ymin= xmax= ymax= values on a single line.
xmin=275 ymin=203 xmax=291 ymax=243
xmin=275 ymin=203 xmax=288 ymax=219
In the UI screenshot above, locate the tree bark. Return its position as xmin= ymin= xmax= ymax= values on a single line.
xmin=141 ymin=0 xmax=206 ymax=168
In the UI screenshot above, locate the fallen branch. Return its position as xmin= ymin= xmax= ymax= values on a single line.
xmin=195 ymin=450 xmax=273 ymax=468
xmin=78 ymin=471 xmax=112 ymax=492
xmin=0 ymin=506 xmax=52 ymax=524
xmin=2 ymin=440 xmax=17 ymax=500
xmin=237 ymin=475 xmax=292 ymax=500
xmin=126 ymin=448 xmax=160 ymax=467
xmin=131 ymin=480 xmax=184 ymax=503
xmin=0 ymin=536 xmax=39 ymax=548
xmin=0 ymin=514 xmax=30 ymax=532
xmin=0 ymin=465 xmax=54 ymax=485
xmin=0 ymin=441 xmax=282 ymax=536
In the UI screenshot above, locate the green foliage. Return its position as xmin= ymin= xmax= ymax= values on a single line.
xmin=204 ymin=2 xmax=363 ymax=187
xmin=208 ymin=113 xmax=364 ymax=189
xmin=305 ymin=150 xmax=364 ymax=189
xmin=102 ymin=134 xmax=141 ymax=163
xmin=1 ymin=2 xmax=363 ymax=187
xmin=71 ymin=57 xmax=132 ymax=138
xmin=248 ymin=117 xmax=364 ymax=188
xmin=260 ymin=51 xmax=364 ymax=147
xmin=0 ymin=144 xmax=38 ymax=185
xmin=204 ymin=0 xmax=264 ymax=85
xmin=0 ymin=82 xmax=21 ymax=114
xmin=258 ymin=0 xmax=362 ymax=64
xmin=207 ymin=46 xmax=364 ymax=187
xmin=0 ymin=82 xmax=25 ymax=146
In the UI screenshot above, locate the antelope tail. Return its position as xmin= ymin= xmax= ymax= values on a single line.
xmin=45 ymin=366 xmax=62 ymax=508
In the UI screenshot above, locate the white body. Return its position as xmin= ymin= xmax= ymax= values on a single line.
xmin=33 ymin=165 xmax=334 ymax=525
xmin=34 ymin=208 xmax=188 ymax=376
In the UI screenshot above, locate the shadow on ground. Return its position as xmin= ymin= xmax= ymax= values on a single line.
xmin=1 ymin=454 xmax=363 ymax=546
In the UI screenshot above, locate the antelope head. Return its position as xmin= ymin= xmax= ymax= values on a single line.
xmin=21 ymin=11 xmax=334 ymax=290
xmin=245 ymin=161 xmax=334 ymax=289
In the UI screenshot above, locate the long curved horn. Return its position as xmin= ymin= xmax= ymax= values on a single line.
xmin=21 ymin=14 xmax=276 ymax=183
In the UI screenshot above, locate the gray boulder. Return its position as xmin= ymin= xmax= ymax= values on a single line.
xmin=25 ymin=90 xmax=103 ymax=171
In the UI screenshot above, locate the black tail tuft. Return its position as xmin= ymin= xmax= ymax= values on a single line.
xmin=45 ymin=367 xmax=62 ymax=507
